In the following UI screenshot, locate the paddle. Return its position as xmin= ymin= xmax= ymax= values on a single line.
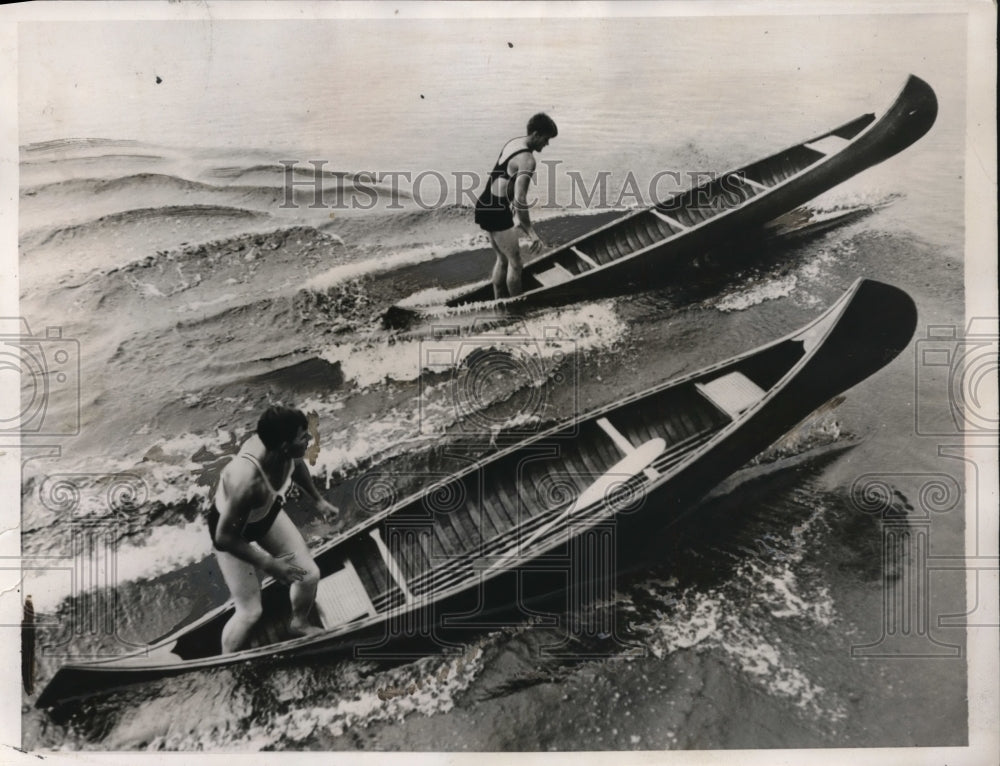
xmin=482 ymin=437 xmax=667 ymax=574
xmin=568 ymin=438 xmax=666 ymax=514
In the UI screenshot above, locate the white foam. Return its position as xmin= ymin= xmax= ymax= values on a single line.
xmin=636 ymin=502 xmax=843 ymax=718
xmin=303 ymin=239 xmax=473 ymax=292
xmin=750 ymin=560 xmax=836 ymax=626
xmin=650 ymin=597 xmax=721 ymax=656
xmin=155 ymin=430 xmax=228 ymax=459
xmin=808 ymin=187 xmax=897 ymax=214
xmin=330 ymin=301 xmax=627 ymax=389
xmin=717 ymin=628 xmax=833 ymax=715
xmin=715 ymin=274 xmax=798 ymax=313
xmin=175 ymin=292 xmax=239 ymax=313
xmin=300 ymin=403 xmax=436 ymax=481
xmin=298 ymin=303 xmax=629 ymax=483
xmin=195 ymin=640 xmax=490 ymax=750
xmin=796 ymin=246 xmax=839 ymax=283
xmin=642 ymin=584 xmax=841 ymax=718
xmin=395 ymin=282 xmax=488 ymax=308
xmin=124 ymin=274 xmax=167 ymax=299
xmin=23 ymin=455 xmax=210 ymax=530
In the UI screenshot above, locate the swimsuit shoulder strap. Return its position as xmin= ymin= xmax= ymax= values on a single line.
xmin=213 ymin=451 xmax=268 ymax=512
xmin=214 ymin=439 xmax=294 ymax=514
xmin=275 ymin=463 xmax=294 ymax=498
xmin=493 ymin=147 xmax=532 ymax=178
xmin=243 ymin=453 xmax=295 ymax=496
xmin=501 ymin=148 xmax=532 ymax=179
xmin=240 ymin=452 xmax=280 ymax=494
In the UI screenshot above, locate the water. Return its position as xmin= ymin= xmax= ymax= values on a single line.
xmin=19 ymin=15 xmax=966 ymax=226
xmin=14 ymin=12 xmax=973 ymax=753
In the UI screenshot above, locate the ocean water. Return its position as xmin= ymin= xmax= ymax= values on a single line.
xmin=14 ymin=12 xmax=973 ymax=753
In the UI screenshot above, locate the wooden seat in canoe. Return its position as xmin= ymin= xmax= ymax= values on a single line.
xmin=695 ymin=371 xmax=766 ymax=419
xmin=314 ymin=560 xmax=376 ymax=629
xmin=534 ymin=262 xmax=575 ymax=287
xmin=804 ymin=134 xmax=852 ymax=155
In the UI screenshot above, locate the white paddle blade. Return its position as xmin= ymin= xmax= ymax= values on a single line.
xmin=570 ymin=438 xmax=666 ymax=513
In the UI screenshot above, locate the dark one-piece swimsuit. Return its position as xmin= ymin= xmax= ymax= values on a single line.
xmin=474 ymin=147 xmax=532 ymax=233
xmin=208 ymin=452 xmax=291 ymax=550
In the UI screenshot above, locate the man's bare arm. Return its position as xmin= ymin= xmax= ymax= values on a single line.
xmin=510 ymin=157 xmax=546 ymax=254
xmin=292 ymin=458 xmax=340 ymax=519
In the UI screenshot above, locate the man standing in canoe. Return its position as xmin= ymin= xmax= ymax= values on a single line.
xmin=209 ymin=405 xmax=339 ymax=653
xmin=474 ymin=112 xmax=558 ymax=299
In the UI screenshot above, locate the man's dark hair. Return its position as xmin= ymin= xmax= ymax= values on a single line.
xmin=527 ymin=112 xmax=558 ymax=138
xmin=257 ymin=405 xmax=308 ymax=449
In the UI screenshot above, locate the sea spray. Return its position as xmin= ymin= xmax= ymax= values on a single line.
xmin=715 ymin=274 xmax=799 ymax=313
xmin=304 ymin=239 xmax=481 ymax=293
xmin=327 ymin=300 xmax=627 ymax=389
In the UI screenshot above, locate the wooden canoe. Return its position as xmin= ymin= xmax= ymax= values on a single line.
xmin=387 ymin=75 xmax=935 ymax=321
xmin=36 ymin=278 xmax=917 ymax=709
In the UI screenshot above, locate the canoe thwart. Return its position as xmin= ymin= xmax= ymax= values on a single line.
xmin=596 ymin=417 xmax=661 ymax=481
xmin=695 ymin=371 xmax=766 ymax=418
xmin=596 ymin=417 xmax=636 ymax=455
xmin=651 ymin=209 xmax=688 ymax=229
xmin=369 ymin=529 xmax=414 ymax=603
xmin=315 ymin=559 xmax=376 ymax=629
xmin=597 ymin=418 xmax=663 ymax=481
xmin=738 ymin=175 xmax=770 ymax=192
xmin=571 ymin=247 xmax=601 ymax=270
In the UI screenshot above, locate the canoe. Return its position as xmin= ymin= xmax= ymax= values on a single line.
xmin=385 ymin=75 xmax=935 ymax=323
xmin=36 ymin=278 xmax=917 ymax=708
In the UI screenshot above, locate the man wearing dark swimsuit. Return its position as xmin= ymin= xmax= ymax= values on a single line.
xmin=474 ymin=112 xmax=558 ymax=300
xmin=210 ymin=405 xmax=339 ymax=653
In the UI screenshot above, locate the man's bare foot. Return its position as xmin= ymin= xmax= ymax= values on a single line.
xmin=289 ymin=619 xmax=324 ymax=638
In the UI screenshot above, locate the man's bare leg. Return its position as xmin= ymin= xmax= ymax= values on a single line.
xmin=215 ymin=550 xmax=265 ymax=653
xmin=491 ymin=228 xmax=523 ymax=297
xmin=490 ymin=246 xmax=508 ymax=300
xmin=261 ymin=511 xmax=322 ymax=638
